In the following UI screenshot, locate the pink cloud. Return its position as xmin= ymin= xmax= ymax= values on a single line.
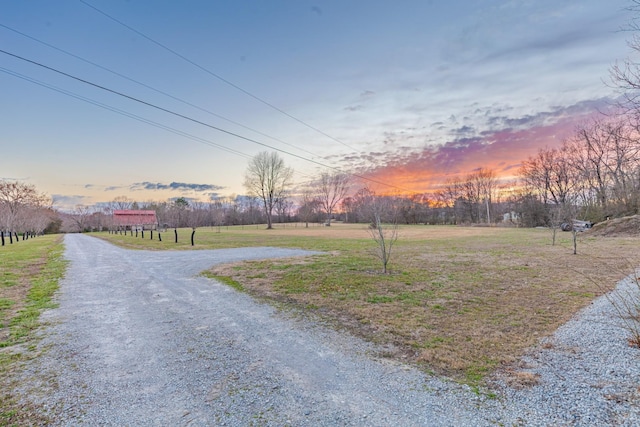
xmin=357 ymin=112 xmax=600 ymax=194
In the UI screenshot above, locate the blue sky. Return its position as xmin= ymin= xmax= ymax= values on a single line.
xmin=0 ymin=0 xmax=634 ymax=209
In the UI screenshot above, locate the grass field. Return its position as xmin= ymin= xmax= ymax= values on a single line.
xmin=0 ymin=234 xmax=66 ymax=425
xmin=95 ymin=224 xmax=639 ymax=388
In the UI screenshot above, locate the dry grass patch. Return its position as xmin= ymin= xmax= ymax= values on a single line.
xmin=503 ymin=370 xmax=541 ymax=389
xmin=198 ymin=225 xmax=640 ymax=385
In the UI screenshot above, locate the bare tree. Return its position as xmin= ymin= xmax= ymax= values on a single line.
xmin=275 ymin=197 xmax=294 ymax=223
xmin=169 ymin=197 xmax=190 ymax=228
xmin=347 ymin=186 xmax=376 ymax=223
xmin=243 ymin=151 xmax=293 ymax=230
xmin=364 ymin=191 xmax=399 ymax=274
xmin=609 ymin=1 xmax=640 ymax=121
xmin=187 ymin=201 xmax=210 ymax=246
xmin=519 ymin=144 xmax=583 ymax=245
xmin=435 ymin=178 xmax=463 ymax=224
xmin=317 ymin=171 xmax=350 ymax=225
xmin=67 ymin=205 xmax=94 ymax=233
xmin=469 ymin=168 xmax=498 ymax=224
xmin=297 ymin=187 xmax=320 ymax=227
xmin=568 ymin=118 xmax=640 ymax=218
xmin=520 ymin=145 xmax=580 ymax=206
xmin=0 ymin=180 xmax=50 ymax=242
xmin=110 ymin=196 xmax=134 ymax=211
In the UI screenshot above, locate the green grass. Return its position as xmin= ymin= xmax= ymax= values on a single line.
xmin=0 ymin=235 xmax=66 ymax=426
xmin=95 ymin=225 xmax=350 ymax=251
xmin=201 ymin=272 xmax=245 ymax=292
xmin=94 ymin=224 xmax=640 ymax=387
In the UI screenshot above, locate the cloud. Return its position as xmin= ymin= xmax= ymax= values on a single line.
xmin=353 ymin=100 xmax=608 ymax=194
xmin=130 ymin=182 xmax=226 ymax=192
xmin=344 ymin=105 xmax=363 ymax=112
xmin=344 ymin=90 xmax=377 ymax=112
xmin=52 ymin=194 xmax=92 ymax=211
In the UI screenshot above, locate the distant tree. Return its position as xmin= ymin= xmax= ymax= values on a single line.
xmin=208 ymin=198 xmax=227 ymax=230
xmin=187 ymin=201 xmax=210 ymax=245
xmin=468 ymin=168 xmax=498 ymax=224
xmin=435 ymin=178 xmax=463 ymax=224
xmin=610 ymin=0 xmax=640 ymax=120
xmin=275 ymin=197 xmax=294 ymax=223
xmin=399 ymin=193 xmax=430 ymax=224
xmin=519 ymin=144 xmax=582 ymax=244
xmin=243 ymin=151 xmax=293 ymax=230
xmin=508 ymin=190 xmax=548 ymax=227
xmin=519 ymin=145 xmax=580 ymax=207
xmin=171 ymin=197 xmax=190 ymax=228
xmin=67 ymin=205 xmax=94 ymax=232
xmin=111 ymin=196 xmax=134 ymax=210
xmin=0 ymin=180 xmax=50 ymax=243
xmin=297 ymin=188 xmax=321 ymax=227
xmin=316 ymin=171 xmax=350 ymax=225
xmin=347 ymin=187 xmax=376 ymax=223
xmin=567 ymin=117 xmax=640 ymax=218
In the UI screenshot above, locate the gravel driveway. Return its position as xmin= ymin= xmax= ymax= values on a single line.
xmin=17 ymin=234 xmax=640 ymax=425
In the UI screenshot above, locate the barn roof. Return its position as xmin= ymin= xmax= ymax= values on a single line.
xmin=113 ymin=210 xmax=158 ymax=226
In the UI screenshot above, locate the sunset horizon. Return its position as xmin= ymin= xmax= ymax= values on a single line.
xmin=1 ymin=1 xmax=631 ymax=209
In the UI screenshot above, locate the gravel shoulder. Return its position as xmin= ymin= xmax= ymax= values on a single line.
xmin=16 ymin=234 xmax=640 ymax=426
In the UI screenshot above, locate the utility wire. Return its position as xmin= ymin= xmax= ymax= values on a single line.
xmin=0 ymin=66 xmax=315 ymax=184
xmin=79 ymin=0 xmax=362 ymax=153
xmin=0 ymin=66 xmax=249 ymax=159
xmin=0 ymin=23 xmax=323 ymax=161
xmin=0 ymin=50 xmax=405 ymax=191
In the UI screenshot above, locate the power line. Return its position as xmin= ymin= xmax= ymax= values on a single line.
xmin=0 ymin=48 xmax=325 ymax=164
xmin=79 ymin=0 xmax=362 ymax=153
xmin=0 ymin=65 xmax=318 ymax=187
xmin=0 ymin=67 xmax=311 ymax=182
xmin=1 ymin=50 xmax=407 ymax=191
xmin=0 ymin=66 xmax=250 ymax=159
xmin=0 ymin=65 xmax=315 ymax=183
xmin=0 ymin=23 xmax=323 ymax=161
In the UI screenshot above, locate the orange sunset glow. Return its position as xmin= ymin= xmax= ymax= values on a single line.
xmin=359 ymin=113 xmax=595 ymax=194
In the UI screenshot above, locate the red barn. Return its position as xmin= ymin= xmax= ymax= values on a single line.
xmin=112 ymin=210 xmax=158 ymax=230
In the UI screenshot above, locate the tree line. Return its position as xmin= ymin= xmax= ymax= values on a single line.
xmin=0 ymin=181 xmax=55 ymax=245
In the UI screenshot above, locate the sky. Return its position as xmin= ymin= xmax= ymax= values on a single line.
xmin=0 ymin=0 xmax=635 ymax=210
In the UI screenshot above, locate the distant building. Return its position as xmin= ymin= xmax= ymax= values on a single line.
xmin=112 ymin=210 xmax=158 ymax=230
xmin=503 ymin=211 xmax=520 ymax=224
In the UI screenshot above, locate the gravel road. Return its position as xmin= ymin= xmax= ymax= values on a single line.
xmin=17 ymin=234 xmax=640 ymax=425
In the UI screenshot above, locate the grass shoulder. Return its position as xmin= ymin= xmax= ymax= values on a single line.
xmin=0 ymin=234 xmax=66 ymax=426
